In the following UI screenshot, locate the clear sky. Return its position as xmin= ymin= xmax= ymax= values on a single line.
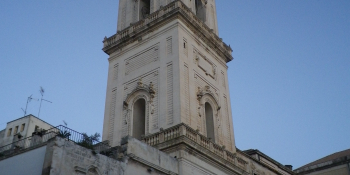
xmin=0 ymin=0 xmax=349 ymax=169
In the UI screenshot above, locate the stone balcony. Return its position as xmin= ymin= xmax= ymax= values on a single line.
xmin=141 ymin=123 xmax=249 ymax=175
xmin=102 ymin=0 xmax=233 ymax=63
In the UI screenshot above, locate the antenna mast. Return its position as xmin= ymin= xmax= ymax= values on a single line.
xmin=21 ymin=95 xmax=38 ymax=117
xmin=38 ymin=86 xmax=52 ymax=118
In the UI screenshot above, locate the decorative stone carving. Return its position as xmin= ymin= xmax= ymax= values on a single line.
xmin=193 ymin=49 xmax=217 ymax=80
xmin=149 ymin=82 xmax=155 ymax=99
xmin=123 ymin=77 xmax=158 ymax=136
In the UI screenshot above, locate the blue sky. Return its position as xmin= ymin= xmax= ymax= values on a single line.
xmin=0 ymin=0 xmax=349 ymax=169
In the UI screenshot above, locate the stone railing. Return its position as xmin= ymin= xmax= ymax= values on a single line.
xmin=102 ymin=1 xmax=178 ymax=50
xmin=102 ymin=0 xmax=232 ymax=61
xmin=142 ymin=123 xmax=240 ymax=166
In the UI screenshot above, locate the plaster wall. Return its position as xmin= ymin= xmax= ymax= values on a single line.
xmin=1 ymin=116 xmax=30 ymax=147
xmin=0 ymin=145 xmax=47 ymax=175
xmin=27 ymin=115 xmax=54 ymax=135
xmin=0 ymin=115 xmax=54 ymax=147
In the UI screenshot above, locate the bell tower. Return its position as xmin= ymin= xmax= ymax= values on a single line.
xmin=102 ymin=0 xmax=235 ymax=153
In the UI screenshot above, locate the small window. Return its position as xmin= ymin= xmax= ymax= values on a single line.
xmin=7 ymin=128 xmax=12 ymax=137
xmin=20 ymin=123 xmax=25 ymax=132
xmin=14 ymin=126 xmax=19 ymax=134
xmin=183 ymin=39 xmax=188 ymax=56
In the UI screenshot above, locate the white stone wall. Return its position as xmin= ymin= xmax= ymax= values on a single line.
xmin=105 ymin=0 xmax=234 ymax=151
xmin=177 ymin=19 xmax=235 ymax=151
xmin=0 ymin=145 xmax=47 ymax=175
xmin=103 ymin=20 xmax=181 ymax=146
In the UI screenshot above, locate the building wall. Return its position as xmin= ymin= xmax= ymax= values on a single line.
xmin=42 ymin=137 xmax=178 ymax=175
xmin=104 ymin=1 xmax=235 ymax=151
xmin=177 ymin=19 xmax=235 ymax=152
xmin=103 ymin=19 xmax=181 ymax=146
xmin=236 ymin=151 xmax=292 ymax=175
xmin=0 ymin=145 xmax=47 ymax=175
xmin=306 ymin=164 xmax=350 ymax=175
xmin=1 ymin=116 xmax=30 ymax=147
xmin=0 ymin=115 xmax=54 ymax=147
xmin=27 ymin=115 xmax=54 ymax=135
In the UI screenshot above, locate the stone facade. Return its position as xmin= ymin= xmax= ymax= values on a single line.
xmin=102 ymin=0 xmax=235 ymax=153
xmin=0 ymin=1 xmax=297 ymax=175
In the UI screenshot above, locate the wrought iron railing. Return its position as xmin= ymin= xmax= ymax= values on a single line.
xmin=0 ymin=125 xmax=110 ymax=158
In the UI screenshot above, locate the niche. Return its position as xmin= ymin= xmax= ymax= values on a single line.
xmin=205 ymin=102 xmax=215 ymax=142
xmin=195 ymin=0 xmax=206 ymax=22
xmin=139 ymin=0 xmax=150 ymax=20
xmin=133 ymin=98 xmax=146 ymax=140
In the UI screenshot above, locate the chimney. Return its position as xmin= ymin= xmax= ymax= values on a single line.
xmin=285 ymin=165 xmax=293 ymax=170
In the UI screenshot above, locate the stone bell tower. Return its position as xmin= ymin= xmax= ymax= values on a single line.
xmin=102 ymin=0 xmax=235 ymax=153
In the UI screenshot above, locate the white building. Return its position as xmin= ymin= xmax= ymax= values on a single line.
xmin=0 ymin=1 xmax=296 ymax=175
xmin=0 ymin=114 xmax=54 ymax=148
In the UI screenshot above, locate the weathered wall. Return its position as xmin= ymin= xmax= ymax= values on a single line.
xmin=42 ymin=137 xmax=125 ymax=175
xmin=126 ymin=137 xmax=179 ymax=174
xmin=0 ymin=145 xmax=47 ymax=175
xmin=42 ymin=137 xmax=178 ymax=175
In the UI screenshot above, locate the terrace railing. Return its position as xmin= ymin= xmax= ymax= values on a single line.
xmin=0 ymin=125 xmax=110 ymax=158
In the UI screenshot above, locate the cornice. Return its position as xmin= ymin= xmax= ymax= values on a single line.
xmin=102 ymin=0 xmax=233 ymax=63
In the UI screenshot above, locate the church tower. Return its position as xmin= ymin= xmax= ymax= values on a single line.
xmin=102 ymin=0 xmax=235 ymax=153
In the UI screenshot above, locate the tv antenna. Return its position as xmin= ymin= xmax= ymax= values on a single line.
xmin=38 ymin=86 xmax=52 ymax=118
xmin=21 ymin=94 xmax=39 ymax=117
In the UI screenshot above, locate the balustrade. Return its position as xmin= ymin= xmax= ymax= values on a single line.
xmin=102 ymin=0 xmax=231 ymax=60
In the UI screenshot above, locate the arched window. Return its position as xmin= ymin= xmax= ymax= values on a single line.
xmin=195 ymin=0 xmax=206 ymax=22
xmin=139 ymin=0 xmax=150 ymax=20
xmin=205 ymin=102 xmax=215 ymax=142
xmin=132 ymin=98 xmax=146 ymax=139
